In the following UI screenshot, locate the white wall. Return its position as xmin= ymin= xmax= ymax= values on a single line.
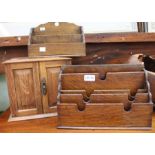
xmin=148 ymin=22 xmax=155 ymax=32
xmin=0 ymin=22 xmax=137 ymax=37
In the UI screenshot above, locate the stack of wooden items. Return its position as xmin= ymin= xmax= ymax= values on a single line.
xmin=4 ymin=22 xmax=85 ymax=121
xmin=3 ymin=22 xmax=153 ymax=129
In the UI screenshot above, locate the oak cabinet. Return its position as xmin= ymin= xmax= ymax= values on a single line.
xmin=4 ymin=57 xmax=71 ymax=120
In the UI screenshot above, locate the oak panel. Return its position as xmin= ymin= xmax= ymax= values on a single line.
xmin=39 ymin=59 xmax=71 ymax=114
xmin=5 ymin=62 xmax=42 ymax=117
xmin=58 ymin=103 xmax=153 ymax=128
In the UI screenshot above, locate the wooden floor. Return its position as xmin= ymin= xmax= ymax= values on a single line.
xmin=0 ymin=109 xmax=155 ymax=133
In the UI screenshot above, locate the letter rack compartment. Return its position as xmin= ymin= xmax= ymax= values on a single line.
xmin=57 ymin=64 xmax=153 ymax=129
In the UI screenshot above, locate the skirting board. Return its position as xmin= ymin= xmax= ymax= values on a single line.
xmin=57 ymin=126 xmax=152 ymax=130
xmin=8 ymin=113 xmax=57 ymax=122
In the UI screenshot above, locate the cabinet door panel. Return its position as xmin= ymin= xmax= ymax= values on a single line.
xmin=40 ymin=60 xmax=71 ymax=113
xmin=6 ymin=63 xmax=42 ymax=117
xmin=14 ymin=69 xmax=36 ymax=110
xmin=47 ymin=67 xmax=60 ymax=107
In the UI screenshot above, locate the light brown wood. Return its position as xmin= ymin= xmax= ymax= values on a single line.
xmin=4 ymin=57 xmax=71 ymax=120
xmin=61 ymin=72 xmax=145 ymax=96
xmin=8 ymin=113 xmax=57 ymax=122
xmin=31 ymin=34 xmax=82 ymax=44
xmin=39 ymin=60 xmax=71 ymax=113
xmin=58 ymin=64 xmax=153 ymax=129
xmin=0 ymin=109 xmax=155 ymax=133
xmin=62 ymin=64 xmax=144 ymax=74
xmin=28 ymin=22 xmax=86 ymax=57
xmin=5 ymin=62 xmax=42 ymax=117
xmin=28 ymin=43 xmax=85 ymax=57
xmin=58 ymin=103 xmax=152 ymax=128
xmin=60 ymin=91 xmax=148 ymax=103
xmin=61 ymin=64 xmax=145 ymax=96
xmin=33 ymin=22 xmax=82 ymax=35
xmin=3 ymin=56 xmax=71 ymax=64
xmin=60 ymin=92 xmax=150 ymax=121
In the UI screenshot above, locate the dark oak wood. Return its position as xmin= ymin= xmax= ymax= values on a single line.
xmin=72 ymin=33 xmax=155 ymax=66
xmin=58 ymin=64 xmax=153 ymax=129
xmin=2 ymin=33 xmax=155 ymax=74
xmin=3 ymin=32 xmax=155 ymax=46
xmin=28 ymin=22 xmax=86 ymax=57
xmin=4 ymin=57 xmax=71 ymax=120
xmin=85 ymin=33 xmax=155 ymax=43
xmin=72 ymin=42 xmax=155 ymax=65
xmin=0 ymin=36 xmax=28 ymax=47
xmin=0 ymin=46 xmax=27 ymax=73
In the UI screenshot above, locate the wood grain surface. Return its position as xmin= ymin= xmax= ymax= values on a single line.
xmin=33 ymin=22 xmax=82 ymax=35
xmin=0 ymin=109 xmax=155 ymax=133
xmin=28 ymin=22 xmax=86 ymax=57
xmin=0 ymin=36 xmax=28 ymax=47
xmin=61 ymin=72 xmax=145 ymax=96
xmin=28 ymin=43 xmax=86 ymax=57
xmin=4 ymin=57 xmax=71 ymax=119
xmin=58 ymin=65 xmax=153 ymax=129
xmin=58 ymin=103 xmax=152 ymax=128
xmin=2 ymin=33 xmax=155 ymax=74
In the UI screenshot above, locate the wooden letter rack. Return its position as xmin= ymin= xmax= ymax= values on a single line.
xmin=57 ymin=64 xmax=153 ymax=129
xmin=28 ymin=22 xmax=86 ymax=57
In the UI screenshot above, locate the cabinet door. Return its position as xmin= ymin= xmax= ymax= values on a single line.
xmin=40 ymin=60 xmax=71 ymax=113
xmin=5 ymin=62 xmax=42 ymax=117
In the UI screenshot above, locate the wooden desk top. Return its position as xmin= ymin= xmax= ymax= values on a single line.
xmin=0 ymin=109 xmax=155 ymax=133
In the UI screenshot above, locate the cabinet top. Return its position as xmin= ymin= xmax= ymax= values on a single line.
xmin=3 ymin=56 xmax=71 ymax=64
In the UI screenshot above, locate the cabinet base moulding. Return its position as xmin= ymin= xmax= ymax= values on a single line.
xmin=8 ymin=113 xmax=57 ymax=122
